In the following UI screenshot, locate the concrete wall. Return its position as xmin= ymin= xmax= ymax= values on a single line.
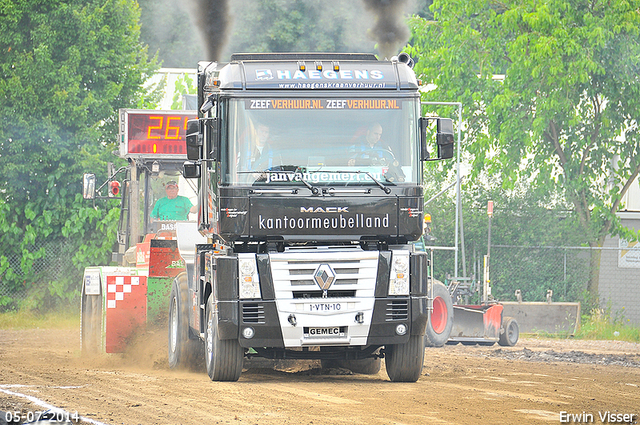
xmin=598 ymin=212 xmax=640 ymax=326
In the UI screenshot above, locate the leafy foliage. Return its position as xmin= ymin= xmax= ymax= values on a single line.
xmin=0 ymin=0 xmax=157 ymax=310
xmin=226 ymin=0 xmax=373 ymax=55
xmin=137 ymin=0 xmax=376 ymax=65
xmin=423 ymin=175 xmax=590 ymax=302
xmin=171 ymin=73 xmax=196 ymax=110
xmin=138 ymin=0 xmax=204 ymax=67
xmin=407 ymin=0 xmax=640 ymax=293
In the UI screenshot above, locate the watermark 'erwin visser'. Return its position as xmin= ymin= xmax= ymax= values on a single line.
xmin=560 ymin=411 xmax=637 ymax=423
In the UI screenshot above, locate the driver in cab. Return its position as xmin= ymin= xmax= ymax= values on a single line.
xmin=239 ymin=124 xmax=279 ymax=170
xmin=347 ymin=122 xmax=392 ymax=166
xmin=151 ymin=180 xmax=196 ymax=221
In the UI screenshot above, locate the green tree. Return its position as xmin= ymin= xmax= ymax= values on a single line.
xmin=407 ymin=0 xmax=640 ymax=295
xmin=0 ymin=0 xmax=157 ymax=309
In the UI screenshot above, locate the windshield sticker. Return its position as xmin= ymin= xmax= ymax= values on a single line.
xmin=246 ymin=99 xmax=401 ymax=110
xmin=264 ymin=171 xmax=384 ymax=184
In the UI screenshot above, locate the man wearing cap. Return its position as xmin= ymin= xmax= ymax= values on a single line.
xmin=151 ymin=180 xmax=196 ymax=221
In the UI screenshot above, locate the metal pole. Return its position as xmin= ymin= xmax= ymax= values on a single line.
xmin=456 ymin=102 xmax=462 ymax=277
xmin=459 ymin=188 xmax=466 ymax=278
xmin=564 ymin=249 xmax=567 ymax=298
xmin=485 ymin=200 xmax=493 ymax=304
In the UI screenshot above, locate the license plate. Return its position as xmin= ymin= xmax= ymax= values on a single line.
xmin=307 ymin=302 xmax=342 ymax=312
xmin=304 ymin=326 xmax=346 ymax=338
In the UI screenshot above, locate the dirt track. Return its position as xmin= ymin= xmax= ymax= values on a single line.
xmin=0 ymin=327 xmax=639 ymax=425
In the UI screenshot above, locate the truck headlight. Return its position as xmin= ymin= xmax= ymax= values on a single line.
xmin=238 ymin=255 xmax=261 ymax=299
xmin=389 ymin=251 xmax=410 ymax=296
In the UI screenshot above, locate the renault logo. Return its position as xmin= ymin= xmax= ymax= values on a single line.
xmin=313 ymin=264 xmax=335 ymax=291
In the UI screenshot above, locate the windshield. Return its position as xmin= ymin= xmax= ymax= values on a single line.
xmin=141 ymin=167 xmax=198 ymax=234
xmin=221 ymin=96 xmax=420 ymax=186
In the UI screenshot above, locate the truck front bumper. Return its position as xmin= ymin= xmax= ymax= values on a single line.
xmin=234 ymin=295 xmax=427 ymax=349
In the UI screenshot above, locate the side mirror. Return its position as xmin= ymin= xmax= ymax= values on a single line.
xmin=183 ymin=162 xmax=201 ymax=179
xmin=186 ymin=119 xmax=202 ymax=161
xmin=419 ymin=117 xmax=430 ymax=161
xmin=436 ymin=118 xmax=455 ymax=159
xmin=207 ymin=118 xmax=218 ymax=161
xmin=82 ymin=173 xmax=96 ymax=200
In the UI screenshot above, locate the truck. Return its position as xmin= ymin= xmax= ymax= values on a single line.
xmin=173 ymin=52 xmax=456 ymax=382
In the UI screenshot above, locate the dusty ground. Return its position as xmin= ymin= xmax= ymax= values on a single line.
xmin=0 ymin=327 xmax=639 ymax=425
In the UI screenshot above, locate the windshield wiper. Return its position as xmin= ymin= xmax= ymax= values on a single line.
xmin=291 ymin=167 xmax=320 ymax=195
xmin=333 ymin=170 xmax=392 ymax=194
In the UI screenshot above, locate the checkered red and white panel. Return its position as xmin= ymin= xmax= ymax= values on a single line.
xmin=106 ymin=276 xmax=143 ymax=309
xmin=104 ymin=275 xmax=147 ymax=353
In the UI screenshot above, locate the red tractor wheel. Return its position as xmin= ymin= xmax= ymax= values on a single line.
xmin=424 ymin=279 xmax=454 ymax=347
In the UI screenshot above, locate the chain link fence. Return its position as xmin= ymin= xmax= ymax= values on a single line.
xmin=429 ymin=244 xmax=596 ymax=303
xmin=3 ymin=239 xmax=638 ymax=323
xmin=0 ymin=242 xmax=602 ymax=304
xmin=427 ymin=242 xmax=640 ymax=324
xmin=489 ymin=245 xmax=592 ymax=302
xmin=0 ymin=239 xmax=74 ymax=307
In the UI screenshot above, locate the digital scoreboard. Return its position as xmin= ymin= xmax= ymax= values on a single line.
xmin=119 ymin=109 xmax=197 ymax=158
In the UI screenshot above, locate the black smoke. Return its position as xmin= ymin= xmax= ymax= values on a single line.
xmin=362 ymin=0 xmax=414 ymax=58
xmin=179 ymin=0 xmax=416 ymax=61
xmin=185 ymin=0 xmax=230 ymax=61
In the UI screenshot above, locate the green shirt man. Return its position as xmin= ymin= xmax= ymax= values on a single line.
xmin=151 ymin=181 xmax=195 ymax=221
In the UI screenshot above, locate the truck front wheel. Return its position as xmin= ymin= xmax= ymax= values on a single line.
xmin=384 ymin=334 xmax=425 ymax=382
xmin=204 ymin=294 xmax=244 ymax=381
xmin=168 ymin=273 xmax=202 ymax=371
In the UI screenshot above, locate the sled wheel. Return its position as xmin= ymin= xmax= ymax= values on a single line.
xmin=81 ymin=290 xmax=102 ymax=355
xmin=498 ymin=316 xmax=519 ymax=347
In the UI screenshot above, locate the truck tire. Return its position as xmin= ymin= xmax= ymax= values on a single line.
xmin=424 ymin=279 xmax=454 ymax=347
xmin=81 ymin=292 xmax=102 ymax=355
xmin=168 ymin=273 xmax=202 ymax=370
xmin=498 ymin=316 xmax=519 ymax=347
xmin=384 ymin=334 xmax=425 ymax=382
xmin=204 ymin=293 xmax=244 ymax=381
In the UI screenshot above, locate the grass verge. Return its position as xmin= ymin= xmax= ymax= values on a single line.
xmin=522 ymin=307 xmax=639 ymax=343
xmin=0 ymin=308 xmax=79 ymax=329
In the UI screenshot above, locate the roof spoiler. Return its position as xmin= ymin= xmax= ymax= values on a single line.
xmin=230 ymin=53 xmax=378 ymax=62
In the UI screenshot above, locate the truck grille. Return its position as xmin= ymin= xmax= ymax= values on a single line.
xmin=269 ymin=249 xmax=379 ymax=300
xmin=292 ymin=290 xmax=357 ymax=299
xmin=242 ymin=303 xmax=266 ymax=324
xmin=386 ymin=300 xmax=409 ymax=321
